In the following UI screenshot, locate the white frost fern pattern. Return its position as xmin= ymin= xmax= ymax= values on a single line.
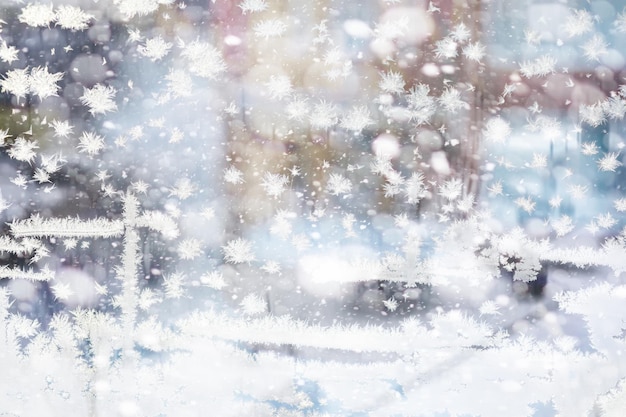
xmin=2 ymin=1 xmax=626 ymax=416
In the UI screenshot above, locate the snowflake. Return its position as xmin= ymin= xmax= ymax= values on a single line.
xmin=286 ymin=97 xmax=309 ymax=122
xmin=222 ymin=238 xmax=255 ymax=264
xmin=379 ymin=71 xmax=405 ymax=95
xmin=265 ymin=75 xmax=292 ymax=100
xmin=62 ymin=238 xmax=78 ymax=250
xmin=11 ymin=173 xmax=28 ymax=189
xmin=51 ymin=119 xmax=74 ymax=138
xmin=462 ymin=42 xmax=486 ymax=62
xmin=52 ymin=282 xmax=74 ymax=301
xmin=596 ymin=213 xmax=617 ymax=229
xmin=340 ymin=106 xmax=373 ymax=132
xmin=169 ymin=127 xmax=184 ymax=143
xmin=254 ymin=19 xmax=287 ymax=39
xmin=224 ymin=166 xmax=245 ymax=185
xmin=114 ymin=0 xmax=160 ymax=20
xmin=166 ymin=69 xmax=193 ymax=98
xmin=549 ymin=195 xmax=562 ymax=208
xmin=29 ymin=66 xmax=63 ymax=100
xmin=261 ymin=172 xmax=289 ymax=198
xmin=479 ymin=300 xmax=501 ymax=316
xmin=563 ymin=9 xmax=594 ymax=37
xmin=581 ymin=34 xmax=608 ymax=62
xmin=239 ymin=294 xmax=266 ymax=315
xmin=200 ymin=271 xmax=227 ymax=290
xmin=597 ymin=152 xmax=622 ymax=172
xmin=487 ymin=180 xmax=503 ymax=196
xmin=515 ymin=196 xmax=536 ymax=214
xmin=438 ymin=88 xmax=465 ymax=113
xmin=438 ymin=178 xmax=463 ymax=201
xmin=0 ymin=42 xmax=19 ymax=64
xmin=581 ymin=141 xmax=599 ymax=155
xmin=169 ymin=178 xmax=196 ymax=200
xmin=484 ymin=117 xmax=511 ymax=143
xmin=177 ymin=238 xmax=203 ymax=260
xmin=524 ymin=29 xmax=542 ymax=45
xmin=163 ymin=272 xmax=185 ymax=299
xmin=603 ymin=95 xmax=626 ymax=120
xmin=579 ymin=102 xmax=605 ymax=127
xmin=374 ymin=17 xmax=407 ymax=40
xmin=181 ymin=41 xmax=226 ymax=79
xmin=326 ymin=173 xmax=352 ymax=195
xmin=519 ymin=55 xmax=556 ymax=78
xmin=18 ymin=3 xmax=55 ymax=27
xmin=404 ymin=173 xmax=427 ymax=204
xmin=434 ymin=37 xmax=458 ymax=59
xmin=239 ymin=0 xmax=268 ymax=14
xmin=131 ymin=180 xmax=149 ymax=194
xmin=55 ymin=5 xmax=93 ymax=31
xmin=614 ymin=198 xmax=626 ymax=212
xmin=406 ymin=84 xmax=436 ymax=125
xmin=33 ymin=168 xmax=51 ymax=184
xmin=616 ymin=10 xmax=626 ymax=33
xmin=0 ymin=68 xmax=31 ymax=100
xmin=457 ymin=194 xmax=475 ymax=212
xmin=552 ymin=215 xmax=574 ymax=237
xmin=261 ymin=260 xmax=281 ymax=275
xmin=568 ymin=184 xmax=588 ymax=200
xmin=450 ymin=22 xmax=471 ymax=43
xmin=383 ymin=297 xmax=399 ymax=312
xmin=80 ymin=84 xmax=117 ymax=115
xmin=530 ymin=153 xmax=547 ymax=169
xmin=309 ymin=100 xmax=338 ymax=130
xmin=77 ymin=132 xmax=105 ymax=156
xmin=139 ymin=36 xmax=172 ymax=61
xmin=8 ymin=137 xmax=38 ymax=163
xmin=200 ymin=207 xmax=215 ymax=220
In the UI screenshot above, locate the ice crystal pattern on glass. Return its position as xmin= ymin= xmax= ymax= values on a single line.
xmin=1 ymin=1 xmax=626 ymax=416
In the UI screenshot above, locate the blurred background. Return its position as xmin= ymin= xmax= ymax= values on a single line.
xmin=0 ymin=0 xmax=625 ymax=341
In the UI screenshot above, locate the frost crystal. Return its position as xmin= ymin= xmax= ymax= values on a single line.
xmin=55 ymin=5 xmax=93 ymax=31
xmin=265 ymin=75 xmax=293 ymax=100
xmin=462 ymin=42 xmax=486 ymax=62
xmin=239 ymin=0 xmax=268 ymax=14
xmin=438 ymin=88 xmax=465 ymax=113
xmin=254 ymin=19 xmax=287 ymax=39
xmin=340 ymin=106 xmax=373 ymax=132
xmin=563 ymin=9 xmax=594 ymax=37
xmin=222 ymin=238 xmax=255 ymax=264
xmin=181 ymin=41 xmax=226 ymax=79
xmin=8 ymin=137 xmax=38 ymax=163
xmin=239 ymin=294 xmax=267 ymax=315
xmin=0 ymin=68 xmax=30 ymax=100
xmin=597 ymin=152 xmax=622 ymax=172
xmin=326 ymin=173 xmax=352 ymax=195
xmin=223 ymin=166 xmax=245 ymax=185
xmin=80 ymin=84 xmax=117 ymax=115
xmin=29 ymin=66 xmax=63 ymax=99
xmin=519 ymin=54 xmax=556 ymax=78
xmin=434 ymin=37 xmax=458 ymax=59
xmin=261 ymin=172 xmax=289 ymax=198
xmin=77 ymin=132 xmax=105 ymax=156
xmin=379 ymin=71 xmax=405 ymax=95
xmin=18 ymin=3 xmax=55 ymax=27
xmin=177 ymin=239 xmax=203 ymax=260
xmin=484 ymin=117 xmax=511 ymax=143
xmin=309 ymin=100 xmax=338 ymax=130
xmin=138 ymin=36 xmax=172 ymax=61
xmin=581 ymin=34 xmax=609 ymax=62
xmin=0 ymin=42 xmax=19 ymax=64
